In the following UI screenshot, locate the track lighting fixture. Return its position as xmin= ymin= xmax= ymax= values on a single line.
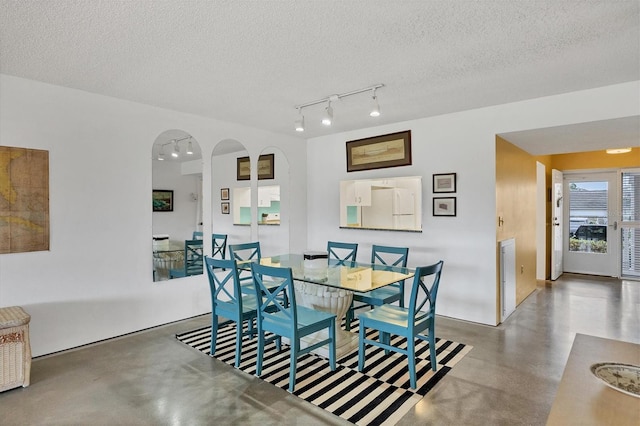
xmin=294 ymin=84 xmax=384 ymax=131
xmin=158 ymin=145 xmax=165 ymax=160
xmin=369 ymin=89 xmax=380 ymax=117
xmin=295 ymin=108 xmax=305 ymax=132
xmin=186 ymin=139 xmax=194 ymax=155
xmin=322 ymin=101 xmax=333 ymax=126
xmin=171 ymin=140 xmax=180 ymax=158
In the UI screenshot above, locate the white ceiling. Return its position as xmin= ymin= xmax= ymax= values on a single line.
xmin=1 ymin=1 xmax=639 ymax=155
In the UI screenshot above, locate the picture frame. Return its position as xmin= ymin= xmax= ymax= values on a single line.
xmin=237 ymin=153 xmax=275 ymax=180
xmin=152 ymin=189 xmax=173 ymax=212
xmin=346 ymin=130 xmax=411 ymax=172
xmin=221 ymin=202 xmax=230 ymax=214
xmin=433 ymin=173 xmax=457 ymax=193
xmin=220 ymin=188 xmax=229 ymax=200
xmin=433 ymin=197 xmax=456 ymax=217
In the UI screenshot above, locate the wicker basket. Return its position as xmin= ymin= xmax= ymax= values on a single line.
xmin=0 ymin=306 xmax=31 ymax=392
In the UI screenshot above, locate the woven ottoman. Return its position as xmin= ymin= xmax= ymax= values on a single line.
xmin=0 ymin=306 xmax=31 ymax=392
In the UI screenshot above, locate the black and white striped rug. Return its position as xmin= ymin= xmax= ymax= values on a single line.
xmin=176 ymin=320 xmax=471 ymax=426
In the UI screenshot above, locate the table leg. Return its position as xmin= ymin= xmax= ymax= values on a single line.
xmin=292 ymin=281 xmax=359 ymax=359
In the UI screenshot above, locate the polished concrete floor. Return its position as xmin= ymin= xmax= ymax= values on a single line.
xmin=1 ymin=274 xmax=638 ymax=425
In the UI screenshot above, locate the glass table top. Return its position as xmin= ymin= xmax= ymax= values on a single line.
xmin=258 ymin=253 xmax=414 ymax=292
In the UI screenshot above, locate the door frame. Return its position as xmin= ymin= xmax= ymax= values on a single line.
xmin=562 ymin=169 xmax=620 ymax=278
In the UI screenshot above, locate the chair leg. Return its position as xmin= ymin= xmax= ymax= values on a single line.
xmin=328 ymin=320 xmax=336 ymax=371
xmin=429 ymin=325 xmax=437 ymax=371
xmin=381 ymin=331 xmax=391 ymax=355
xmin=289 ymin=339 xmax=298 ymax=393
xmin=345 ymin=301 xmax=354 ymax=330
xmin=210 ymin=313 xmax=218 ymax=356
xmin=255 ymin=327 xmax=264 ymax=376
xmin=358 ymin=322 xmax=366 ymax=372
xmin=234 ymin=320 xmax=243 ymax=367
xmin=408 ymin=337 xmax=417 ymax=389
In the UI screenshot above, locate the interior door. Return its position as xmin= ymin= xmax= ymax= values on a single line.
xmin=563 ymin=171 xmax=619 ymax=277
xmin=551 ymin=169 xmax=564 ymax=280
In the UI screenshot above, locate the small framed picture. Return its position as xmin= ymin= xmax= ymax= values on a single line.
xmin=433 ymin=197 xmax=456 ymax=216
xmin=221 ymin=202 xmax=230 ymax=214
xmin=220 ymin=188 xmax=229 ymax=200
xmin=433 ymin=173 xmax=456 ymax=193
xmin=152 ymin=189 xmax=173 ymax=212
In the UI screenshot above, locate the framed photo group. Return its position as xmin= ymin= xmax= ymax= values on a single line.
xmin=432 ymin=173 xmax=457 ymax=217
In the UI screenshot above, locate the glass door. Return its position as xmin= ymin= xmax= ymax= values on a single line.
xmin=621 ymin=169 xmax=640 ymax=279
xmin=563 ymin=171 xmax=619 ymax=277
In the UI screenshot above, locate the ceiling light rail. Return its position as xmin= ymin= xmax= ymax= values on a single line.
xmin=157 ymin=135 xmax=194 ymax=161
xmin=294 ymin=84 xmax=384 ymax=132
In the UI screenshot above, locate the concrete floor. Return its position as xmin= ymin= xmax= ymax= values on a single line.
xmin=1 ymin=274 xmax=638 ymax=425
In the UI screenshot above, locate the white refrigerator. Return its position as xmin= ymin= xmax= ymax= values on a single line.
xmin=361 ymin=188 xmax=415 ymax=229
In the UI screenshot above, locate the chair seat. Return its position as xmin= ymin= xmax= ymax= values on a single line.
xmin=353 ymin=285 xmax=402 ymax=306
xmin=359 ymin=304 xmax=430 ymax=329
xmin=263 ymin=306 xmax=335 ymax=333
xmin=217 ymin=295 xmax=259 ymax=315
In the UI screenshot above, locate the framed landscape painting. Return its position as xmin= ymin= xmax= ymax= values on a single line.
xmin=346 ymin=130 xmax=411 ymax=172
xmin=152 ymin=190 xmax=173 ymax=212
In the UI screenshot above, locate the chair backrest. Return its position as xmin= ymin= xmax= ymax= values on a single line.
xmin=212 ymin=234 xmax=228 ymax=259
xmin=192 ymin=231 xmax=204 ymax=240
xmin=204 ymin=256 xmax=242 ymax=313
xmin=250 ymin=263 xmax=297 ymax=326
xmin=327 ymin=241 xmax=358 ymax=264
xmin=228 ymin=241 xmax=261 ymax=263
xmin=184 ymin=239 xmax=204 ymax=274
xmin=371 ymin=245 xmax=409 ymax=269
xmin=408 ymin=261 xmax=444 ymax=329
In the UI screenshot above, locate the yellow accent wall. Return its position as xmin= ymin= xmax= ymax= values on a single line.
xmin=548 ymin=148 xmax=639 ymax=170
xmin=496 ymin=136 xmax=538 ymax=320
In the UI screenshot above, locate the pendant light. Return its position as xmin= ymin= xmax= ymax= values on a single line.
xmin=369 ymin=88 xmax=380 ymax=117
xmin=295 ymin=108 xmax=305 ymax=132
xmin=322 ymin=100 xmax=333 ymax=126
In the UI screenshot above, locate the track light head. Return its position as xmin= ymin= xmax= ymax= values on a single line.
xmin=171 ymin=141 xmax=179 ymax=158
xmin=370 ymin=89 xmax=380 ymax=117
xmin=322 ymin=101 xmax=333 ymax=126
xmin=295 ymin=108 xmax=305 ymax=132
xmin=158 ymin=145 xmax=165 ymax=161
xmin=186 ymin=140 xmax=194 ymax=155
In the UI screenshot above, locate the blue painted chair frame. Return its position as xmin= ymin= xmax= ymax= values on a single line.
xmin=169 ymin=239 xmax=204 ymax=278
xmin=212 ymin=233 xmax=228 ymax=260
xmin=228 ymin=242 xmax=262 ymax=293
xmin=358 ymin=260 xmax=444 ymax=389
xmin=251 ymin=262 xmax=336 ymax=392
xmin=192 ymin=231 xmax=204 ymax=240
xmin=345 ymin=245 xmax=409 ymax=330
xmin=204 ymin=257 xmax=281 ymax=367
xmin=327 ymin=241 xmax=358 ymax=264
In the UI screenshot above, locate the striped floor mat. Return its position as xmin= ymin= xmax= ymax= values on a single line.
xmin=176 ymin=320 xmax=472 ymax=426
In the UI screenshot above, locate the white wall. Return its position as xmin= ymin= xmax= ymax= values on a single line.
xmin=306 ymin=81 xmax=639 ymax=326
xmin=0 ymin=74 xmax=307 ymax=356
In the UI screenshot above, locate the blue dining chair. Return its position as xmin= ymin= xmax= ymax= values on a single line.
xmin=169 ymin=239 xmax=204 ymax=278
xmin=204 ymin=257 xmax=280 ymax=367
xmin=212 ymin=233 xmax=228 ymax=260
xmin=251 ymin=262 xmax=336 ymax=392
xmin=327 ymin=241 xmax=358 ymax=264
xmin=345 ymin=245 xmax=409 ymax=330
xmin=358 ymin=260 xmax=444 ymax=389
xmin=192 ymin=231 xmax=204 ymax=240
xmin=228 ymin=242 xmax=261 ymax=293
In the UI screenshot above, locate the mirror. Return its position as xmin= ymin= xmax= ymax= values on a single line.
xmin=152 ymin=130 xmax=203 ymax=281
xmin=339 ymin=176 xmax=422 ymax=232
xmin=258 ymin=147 xmax=289 ymax=256
xmin=212 ymin=140 xmax=251 ymax=247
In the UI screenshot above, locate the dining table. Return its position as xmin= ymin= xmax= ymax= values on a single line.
xmin=257 ymin=253 xmax=415 ymax=358
xmin=152 ymin=240 xmax=185 ymax=281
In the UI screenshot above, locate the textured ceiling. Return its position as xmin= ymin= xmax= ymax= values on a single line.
xmin=1 ymin=1 xmax=639 ymax=155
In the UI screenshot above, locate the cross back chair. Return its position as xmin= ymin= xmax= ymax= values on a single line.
xmin=345 ymin=245 xmax=409 ymax=330
xmin=212 ymin=233 xmax=228 ymax=260
xmin=192 ymin=231 xmax=204 ymax=240
xmin=358 ymin=260 xmax=444 ymax=389
xmin=169 ymin=239 xmax=204 ymax=278
xmin=327 ymin=241 xmax=358 ymax=264
xmin=204 ymin=257 xmax=281 ymax=367
xmin=250 ymin=262 xmax=336 ymax=393
xmin=228 ymin=242 xmax=262 ymax=293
